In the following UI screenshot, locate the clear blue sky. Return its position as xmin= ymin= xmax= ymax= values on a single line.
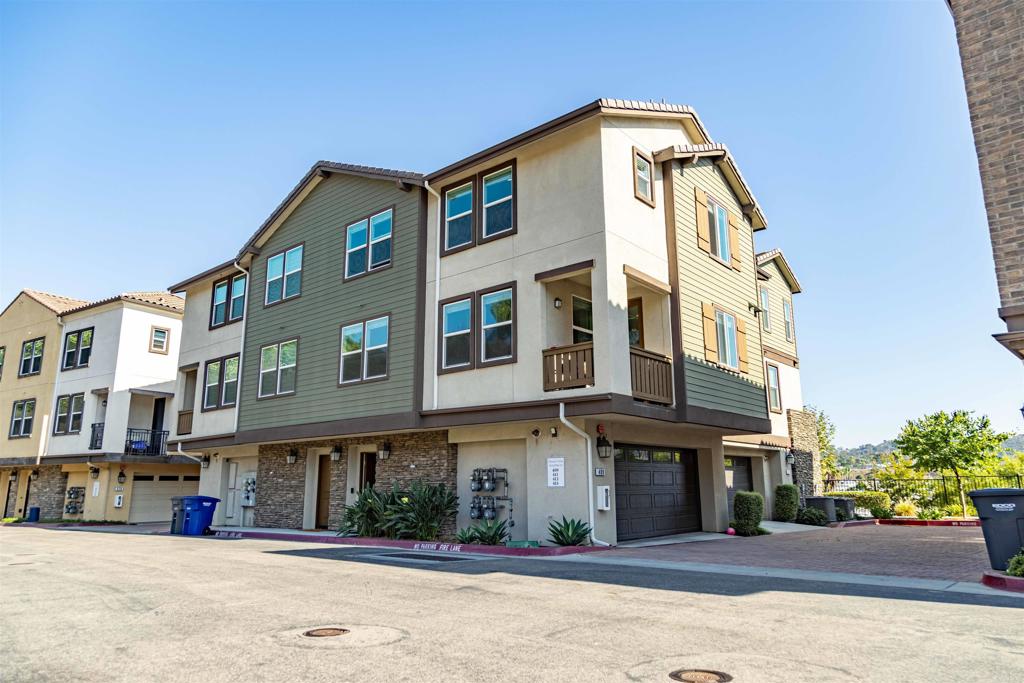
xmin=1 ymin=1 xmax=1018 ymax=446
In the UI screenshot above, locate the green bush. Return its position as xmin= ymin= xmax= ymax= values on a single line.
xmin=733 ymin=491 xmax=765 ymax=536
xmin=835 ymin=506 xmax=849 ymax=522
xmin=468 ymin=519 xmax=509 ymax=545
xmin=547 ymin=517 xmax=591 ymax=546
xmin=917 ymin=507 xmax=943 ymax=520
xmin=773 ymin=484 xmax=799 ymax=522
xmin=1007 ymin=549 xmax=1024 ymax=578
xmin=796 ymin=507 xmax=829 ymax=526
xmin=940 ymin=502 xmax=978 ymax=519
xmin=456 ymin=527 xmax=479 ymax=544
xmin=870 ymin=506 xmax=893 ymax=519
xmin=340 ymin=482 xmax=458 ymax=540
xmin=894 ymin=500 xmax=918 ymax=517
xmin=826 ymin=490 xmax=891 ymax=512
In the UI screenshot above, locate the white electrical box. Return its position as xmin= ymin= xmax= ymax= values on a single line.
xmin=596 ymin=485 xmax=611 ymax=511
xmin=113 ymin=494 xmax=124 ymax=508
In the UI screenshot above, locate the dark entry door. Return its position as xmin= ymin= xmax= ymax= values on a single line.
xmin=315 ymin=453 xmax=331 ymax=529
xmin=359 ymin=452 xmax=377 ymax=490
xmin=150 ymin=398 xmax=166 ymax=454
xmin=725 ymin=456 xmax=753 ymax=519
xmin=615 ymin=445 xmax=701 ymax=541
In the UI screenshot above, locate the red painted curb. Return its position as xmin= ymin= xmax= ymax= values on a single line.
xmin=828 ymin=520 xmax=878 ymax=528
xmin=981 ymin=570 xmax=1024 ymax=593
xmin=878 ymin=518 xmax=981 ymax=527
xmin=216 ymin=530 xmax=608 ymax=556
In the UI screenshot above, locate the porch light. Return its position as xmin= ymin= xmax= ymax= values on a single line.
xmin=89 ymin=467 xmax=100 ymax=479
xmin=329 ymin=445 xmax=342 ymax=462
xmin=116 ymin=469 xmax=127 ymax=484
xmin=8 ymin=471 xmax=17 ymax=483
xmin=786 ymin=452 xmax=795 ymax=465
xmin=286 ymin=449 xmax=298 ymax=465
xmin=553 ymin=297 xmax=563 ymax=310
xmin=200 ymin=455 xmax=210 ymax=469
xmin=378 ymin=442 xmax=391 ymax=461
xmin=595 ymin=434 xmax=613 ymax=459
xmin=550 ymin=426 xmax=558 ymax=437
xmin=30 ymin=469 xmax=39 ymax=481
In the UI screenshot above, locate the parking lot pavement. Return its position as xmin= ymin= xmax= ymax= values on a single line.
xmin=1 ymin=526 xmax=1021 ymax=683
xmin=606 ymin=524 xmax=992 ymax=582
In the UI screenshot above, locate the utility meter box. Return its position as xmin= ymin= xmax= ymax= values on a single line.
xmin=113 ymin=494 xmax=124 ymax=508
xmin=596 ymin=485 xmax=611 ymax=511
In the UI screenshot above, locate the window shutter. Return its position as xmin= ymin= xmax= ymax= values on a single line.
xmin=736 ymin=317 xmax=749 ymax=373
xmin=728 ymin=211 xmax=742 ymax=271
xmin=694 ymin=187 xmax=711 ymax=253
xmin=702 ymin=303 xmax=718 ymax=363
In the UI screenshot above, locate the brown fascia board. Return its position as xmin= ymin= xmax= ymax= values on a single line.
xmin=234 ymin=161 xmax=424 ymax=260
xmin=168 ymin=259 xmax=238 ymax=293
xmin=426 ymin=99 xmax=712 ymax=183
xmin=756 ymin=250 xmax=803 ymax=294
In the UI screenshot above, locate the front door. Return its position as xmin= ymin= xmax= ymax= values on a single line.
xmin=627 ymin=298 xmax=645 ymax=347
xmin=150 ymin=398 xmax=166 ymax=454
xmin=359 ymin=452 xmax=377 ymax=490
xmin=315 ymin=453 xmax=332 ymax=529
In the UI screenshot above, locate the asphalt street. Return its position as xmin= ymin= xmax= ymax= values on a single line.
xmin=1 ymin=527 xmax=1021 ymax=682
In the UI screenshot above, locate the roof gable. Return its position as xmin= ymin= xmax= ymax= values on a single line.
xmin=655 ymin=144 xmax=767 ymax=230
xmin=1 ymin=289 xmax=89 ymax=319
xmin=756 ymin=249 xmax=802 ymax=293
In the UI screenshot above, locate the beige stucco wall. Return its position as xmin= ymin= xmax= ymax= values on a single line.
xmin=61 ymin=462 xmax=199 ymax=522
xmin=196 ymin=445 xmax=260 ymax=526
xmin=0 ymin=294 xmax=63 ymax=458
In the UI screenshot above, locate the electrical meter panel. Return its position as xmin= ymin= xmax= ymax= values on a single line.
xmin=467 ymin=468 xmax=514 ymax=527
xmin=64 ymin=486 xmax=86 ymax=515
xmin=241 ymin=476 xmax=257 ymax=507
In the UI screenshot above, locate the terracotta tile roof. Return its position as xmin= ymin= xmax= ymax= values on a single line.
xmin=22 ymin=289 xmax=90 ymax=314
xmin=61 ymin=291 xmax=185 ymax=316
xmin=756 ymin=249 xmax=782 ymax=265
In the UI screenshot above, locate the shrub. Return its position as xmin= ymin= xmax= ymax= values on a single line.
xmin=870 ymin=506 xmax=893 ymax=519
xmin=456 ymin=527 xmax=479 ymax=544
xmin=773 ymin=484 xmax=799 ymax=522
xmin=835 ymin=506 xmax=849 ymax=522
xmin=547 ymin=517 xmax=591 ymax=546
xmin=1007 ymin=549 xmax=1024 ymax=578
xmin=917 ymin=507 xmax=942 ymax=520
xmin=733 ymin=491 xmax=765 ymax=536
xmin=894 ymin=500 xmax=918 ymax=517
xmin=826 ymin=490 xmax=891 ymax=513
xmin=469 ymin=519 xmax=509 ymax=545
xmin=940 ymin=502 xmax=978 ymax=519
xmin=796 ymin=507 xmax=829 ymax=526
xmin=381 ymin=481 xmax=458 ymax=541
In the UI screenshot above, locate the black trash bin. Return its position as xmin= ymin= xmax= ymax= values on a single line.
xmin=170 ymin=496 xmax=186 ymax=535
xmin=968 ymin=488 xmax=1024 ymax=571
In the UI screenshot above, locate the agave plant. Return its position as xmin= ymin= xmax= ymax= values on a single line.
xmin=455 ymin=527 xmax=479 ymax=544
xmin=547 ymin=516 xmax=591 ymax=546
xmin=469 ymin=519 xmax=509 ymax=545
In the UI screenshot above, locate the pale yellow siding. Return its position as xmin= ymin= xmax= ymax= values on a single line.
xmin=758 ymin=260 xmax=798 ymax=358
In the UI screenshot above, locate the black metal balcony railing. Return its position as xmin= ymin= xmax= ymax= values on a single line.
xmin=124 ymin=428 xmax=169 ymax=456
xmin=89 ymin=423 xmax=104 ymax=450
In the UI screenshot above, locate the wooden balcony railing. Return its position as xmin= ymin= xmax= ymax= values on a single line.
xmin=177 ymin=410 xmax=194 ymax=436
xmin=542 ymin=342 xmax=595 ymax=391
xmin=629 ymin=347 xmax=673 ymax=404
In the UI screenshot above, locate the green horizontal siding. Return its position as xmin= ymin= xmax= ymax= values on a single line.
xmin=237 ymin=174 xmax=421 ymax=431
xmin=684 ymin=357 xmax=767 ymax=419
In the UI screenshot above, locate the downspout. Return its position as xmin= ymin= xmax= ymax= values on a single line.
xmin=175 ymin=443 xmax=205 ymax=465
xmin=231 ymin=259 xmax=250 ymax=434
xmin=423 ymin=180 xmax=442 ymax=410
xmin=558 ymin=402 xmax=610 ymax=546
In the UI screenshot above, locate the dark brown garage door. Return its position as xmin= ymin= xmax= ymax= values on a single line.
xmin=725 ymin=456 xmax=753 ymax=519
xmin=614 ymin=445 xmax=701 ymax=541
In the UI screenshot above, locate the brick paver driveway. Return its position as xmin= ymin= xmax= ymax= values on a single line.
xmin=611 ymin=524 xmax=991 ymax=582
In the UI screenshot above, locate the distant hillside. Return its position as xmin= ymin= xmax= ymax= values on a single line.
xmin=1004 ymin=434 xmax=1024 ymax=451
xmin=837 ymin=434 xmax=1022 ymax=464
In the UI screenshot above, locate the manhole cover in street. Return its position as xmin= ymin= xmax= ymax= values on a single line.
xmin=669 ymin=670 xmax=733 ymax=683
xmin=303 ymin=627 xmax=350 ymax=637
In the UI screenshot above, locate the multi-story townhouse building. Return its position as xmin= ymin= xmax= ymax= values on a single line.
xmin=1 ymin=290 xmax=88 ymax=517
xmin=0 ymin=291 xmax=194 ymax=522
xmin=168 ymin=260 xmax=257 ymax=526
xmin=169 ymin=99 xmax=816 ymax=543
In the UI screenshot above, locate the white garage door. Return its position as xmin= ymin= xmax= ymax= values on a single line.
xmin=128 ymin=474 xmax=199 ymax=523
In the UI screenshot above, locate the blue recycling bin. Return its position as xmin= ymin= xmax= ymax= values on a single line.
xmin=26 ymin=507 xmax=40 ymax=523
xmin=181 ymin=496 xmax=219 ymax=536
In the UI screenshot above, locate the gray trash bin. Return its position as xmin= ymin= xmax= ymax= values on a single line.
xmin=832 ymin=497 xmax=855 ymax=521
xmin=170 ymin=496 xmax=186 ymax=535
xmin=805 ymin=496 xmax=837 ymax=522
xmin=968 ymin=488 xmax=1024 ymax=571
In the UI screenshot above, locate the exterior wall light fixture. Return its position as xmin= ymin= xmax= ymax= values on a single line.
xmin=116 ymin=468 xmax=127 ymax=484
xmin=330 ymin=445 xmax=342 ymax=462
xmin=9 ymin=471 xmax=18 ymax=483
xmin=286 ymin=449 xmax=298 ymax=465
xmin=785 ymin=451 xmax=795 ymax=465
xmin=378 ymin=442 xmax=392 ymax=461
xmin=595 ymin=423 xmax=612 ymax=459
xmin=30 ymin=469 xmax=39 ymax=481
xmin=89 ymin=467 xmax=100 ymax=479
xmin=553 ymin=297 xmax=563 ymax=310
xmin=200 ymin=455 xmax=211 ymax=469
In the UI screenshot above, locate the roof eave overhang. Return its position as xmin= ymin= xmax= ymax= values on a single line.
xmin=655 ymin=147 xmax=768 ymax=230
xmin=168 ymin=259 xmax=238 ymax=293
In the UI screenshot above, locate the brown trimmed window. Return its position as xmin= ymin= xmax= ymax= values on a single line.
xmin=62 ymin=327 xmax=93 ymax=370
xmin=53 ymin=393 xmax=85 ymax=435
xmin=0 ymin=346 xmax=6 ymax=380
xmin=633 ymin=147 xmax=655 ymax=206
xmin=9 ymin=398 xmax=35 ymax=438
xmin=783 ymin=299 xmax=795 ymax=341
xmin=345 ymin=208 xmax=393 ymax=279
xmin=479 ymin=286 xmax=514 ymax=363
xmin=211 ymin=273 xmax=247 ymax=327
xmin=202 ymin=355 xmax=239 ymax=410
xmin=265 ymin=244 xmax=303 ymax=305
xmin=339 ymin=316 xmax=390 ymax=384
xmin=258 ymin=339 xmax=297 ymax=398
xmin=438 ymin=283 xmax=516 ymax=371
xmin=149 ymin=327 xmax=170 ymax=354
xmin=444 ymin=182 xmax=474 ymax=252
xmin=766 ymin=363 xmax=782 ymax=413
xmin=759 ymin=287 xmax=771 ymax=332
xmin=18 ymin=337 xmax=44 ymax=376
xmin=481 ymin=167 xmax=514 ymax=239
xmin=442 ymin=161 xmax=516 ymax=255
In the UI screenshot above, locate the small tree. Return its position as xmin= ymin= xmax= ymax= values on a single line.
xmin=893 ymin=411 xmax=1011 ymax=518
xmin=806 ymin=405 xmax=840 ymax=479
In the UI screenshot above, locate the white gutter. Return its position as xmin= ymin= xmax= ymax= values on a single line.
xmin=558 ymin=402 xmax=610 ymax=547
xmin=175 ymin=443 xmax=205 ymax=464
xmin=423 ymin=180 xmax=442 ymax=410
xmin=231 ymin=260 xmax=250 ymax=434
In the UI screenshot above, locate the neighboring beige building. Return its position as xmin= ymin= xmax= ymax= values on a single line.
xmin=0 ymin=290 xmax=87 ymax=518
xmin=947 ymin=0 xmax=1024 ymax=359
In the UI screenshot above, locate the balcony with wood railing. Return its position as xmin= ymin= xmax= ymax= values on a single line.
xmin=542 ymin=342 xmax=595 ymax=392
xmin=177 ymin=410 xmax=193 ymax=436
xmin=629 ymin=347 xmax=673 ymax=405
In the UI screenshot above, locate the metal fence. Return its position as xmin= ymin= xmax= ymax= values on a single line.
xmin=824 ymin=475 xmax=1022 ymax=509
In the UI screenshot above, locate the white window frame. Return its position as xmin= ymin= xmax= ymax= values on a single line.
xmin=445 ymin=183 xmax=474 ymax=251
xmin=203 ymin=360 xmax=221 ymax=410
xmin=265 ymin=245 xmax=303 ymax=305
xmin=211 ymin=280 xmax=229 ymax=326
xmin=783 ymin=299 xmax=794 ymax=341
xmin=258 ymin=339 xmax=297 ymax=398
xmin=760 ymin=287 xmax=771 ymax=332
xmin=707 ymin=196 xmax=731 ymax=263
xmin=9 ymin=398 xmax=35 ymax=437
xmin=149 ymin=327 xmax=169 ymax=354
xmin=482 ymin=167 xmax=513 ymax=239
xmin=54 ymin=393 xmax=85 ymax=435
xmin=340 ymin=316 xmax=390 ymax=384
xmin=339 ymin=322 xmax=364 ymax=384
xmin=345 ymin=209 xmax=393 ymax=279
xmin=634 ymin=148 xmax=653 ymax=203
xmin=715 ymin=309 xmax=739 ymax=371
xmin=222 ymin=356 xmax=239 ymax=407
xmin=571 ymin=295 xmax=593 ymax=344
xmin=766 ymin=363 xmax=782 ymax=412
xmin=480 ymin=287 xmax=514 ymax=363
xmin=441 ymin=299 xmax=472 ymax=369
xmin=19 ymin=338 xmax=44 ymax=376
xmin=62 ymin=327 xmax=93 ymax=370
xmin=363 ymin=316 xmax=389 ymax=380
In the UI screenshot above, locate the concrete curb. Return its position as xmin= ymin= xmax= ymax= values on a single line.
xmin=981 ymin=570 xmax=1024 ymax=593
xmin=879 ymin=518 xmax=980 ymax=527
